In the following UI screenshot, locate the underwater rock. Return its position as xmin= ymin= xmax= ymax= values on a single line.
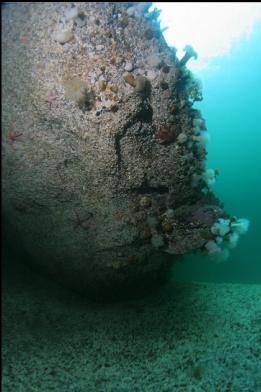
xmin=2 ymin=2 xmax=235 ymax=301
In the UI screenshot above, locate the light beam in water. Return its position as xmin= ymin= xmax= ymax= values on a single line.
xmin=152 ymin=2 xmax=261 ymax=71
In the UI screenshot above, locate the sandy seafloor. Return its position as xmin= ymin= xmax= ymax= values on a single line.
xmin=2 ymin=248 xmax=261 ymax=392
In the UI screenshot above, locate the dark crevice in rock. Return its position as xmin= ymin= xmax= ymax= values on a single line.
xmin=115 ymin=120 xmax=133 ymax=170
xmin=115 ymin=99 xmax=152 ymax=171
xmin=115 ymin=132 xmax=123 ymax=169
xmin=132 ymin=178 xmax=169 ymax=195
xmin=135 ymin=100 xmax=153 ymax=123
xmin=133 ymin=185 xmax=169 ymax=194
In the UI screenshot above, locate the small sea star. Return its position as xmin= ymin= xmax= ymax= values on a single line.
xmin=72 ymin=211 xmax=92 ymax=230
xmin=6 ymin=130 xmax=23 ymax=145
xmin=46 ymin=90 xmax=59 ymax=109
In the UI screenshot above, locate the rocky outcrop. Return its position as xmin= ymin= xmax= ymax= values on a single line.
xmin=2 ymin=2 xmax=228 ymax=300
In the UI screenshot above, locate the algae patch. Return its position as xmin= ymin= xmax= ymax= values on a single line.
xmin=63 ymin=78 xmax=95 ymax=110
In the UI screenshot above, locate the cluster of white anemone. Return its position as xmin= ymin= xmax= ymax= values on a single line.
xmin=205 ymin=218 xmax=250 ymax=262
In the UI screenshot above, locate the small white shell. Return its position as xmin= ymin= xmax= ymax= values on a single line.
xmin=54 ymin=30 xmax=73 ymax=44
xmin=125 ymin=62 xmax=134 ymax=72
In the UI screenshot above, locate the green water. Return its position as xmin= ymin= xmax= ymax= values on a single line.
xmin=174 ymin=23 xmax=261 ymax=284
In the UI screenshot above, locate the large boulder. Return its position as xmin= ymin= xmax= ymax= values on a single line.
xmin=2 ymin=2 xmax=227 ymax=300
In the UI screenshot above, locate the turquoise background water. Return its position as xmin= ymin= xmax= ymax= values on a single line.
xmin=174 ymin=22 xmax=261 ymax=284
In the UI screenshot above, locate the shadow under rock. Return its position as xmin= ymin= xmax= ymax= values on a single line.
xmin=3 ymin=232 xmax=210 ymax=350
